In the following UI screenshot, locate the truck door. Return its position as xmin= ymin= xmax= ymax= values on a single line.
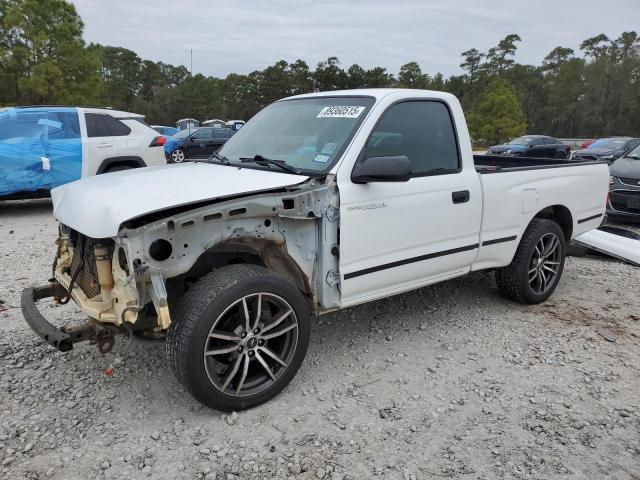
xmin=337 ymin=100 xmax=482 ymax=303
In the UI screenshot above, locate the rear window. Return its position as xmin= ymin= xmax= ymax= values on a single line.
xmin=86 ymin=113 xmax=131 ymax=137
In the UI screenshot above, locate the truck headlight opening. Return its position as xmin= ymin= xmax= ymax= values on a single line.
xmin=149 ymin=239 xmax=173 ymax=261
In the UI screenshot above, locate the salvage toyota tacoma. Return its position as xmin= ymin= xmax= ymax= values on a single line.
xmin=22 ymin=89 xmax=610 ymax=411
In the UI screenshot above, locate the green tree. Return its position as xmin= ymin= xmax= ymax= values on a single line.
xmin=397 ymin=61 xmax=429 ymax=88
xmin=467 ymin=79 xmax=526 ymax=146
xmin=460 ymin=49 xmax=484 ymax=83
xmin=346 ymin=64 xmax=367 ymax=88
xmin=92 ymin=45 xmax=142 ymax=110
xmin=313 ymin=56 xmax=347 ymax=91
xmin=485 ymin=34 xmax=521 ymax=74
xmin=288 ymin=59 xmax=313 ymax=95
xmin=0 ymin=0 xmax=96 ymax=104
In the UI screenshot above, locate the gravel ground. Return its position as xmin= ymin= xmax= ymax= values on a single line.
xmin=1 ymin=199 xmax=639 ymax=480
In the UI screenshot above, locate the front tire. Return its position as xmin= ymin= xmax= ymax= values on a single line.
xmin=170 ymin=148 xmax=186 ymax=163
xmin=495 ymin=218 xmax=566 ymax=304
xmin=166 ymin=265 xmax=311 ymax=411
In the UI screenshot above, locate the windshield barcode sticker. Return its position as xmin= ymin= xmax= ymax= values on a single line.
xmin=317 ymin=106 xmax=365 ymax=119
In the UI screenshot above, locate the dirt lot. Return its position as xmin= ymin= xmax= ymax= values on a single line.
xmin=1 ymin=199 xmax=639 ymax=480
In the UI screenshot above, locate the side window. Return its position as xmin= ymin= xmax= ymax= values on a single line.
xmin=102 ymin=115 xmax=131 ymax=136
xmin=192 ymin=129 xmax=213 ymax=140
xmin=363 ymin=101 xmax=459 ymax=176
xmin=86 ymin=113 xmax=130 ymax=137
xmin=214 ymin=130 xmax=232 ymax=139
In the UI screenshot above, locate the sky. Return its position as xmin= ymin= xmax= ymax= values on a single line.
xmin=70 ymin=0 xmax=640 ymax=78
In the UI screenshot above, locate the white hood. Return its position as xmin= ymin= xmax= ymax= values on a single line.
xmin=51 ymin=163 xmax=309 ymax=238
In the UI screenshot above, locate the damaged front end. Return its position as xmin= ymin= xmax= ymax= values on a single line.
xmin=22 ymin=174 xmax=342 ymax=354
xmin=21 ymin=225 xmax=169 ymax=352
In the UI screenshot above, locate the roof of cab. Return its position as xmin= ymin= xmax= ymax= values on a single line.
xmin=282 ymin=88 xmax=455 ymax=102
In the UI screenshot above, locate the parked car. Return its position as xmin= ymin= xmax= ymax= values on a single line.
xmin=151 ymin=125 xmax=179 ymax=136
xmin=0 ymin=106 xmax=166 ymax=198
xmin=608 ymin=143 xmax=640 ymax=220
xmin=487 ymin=135 xmax=571 ymax=158
xmin=572 ymin=137 xmax=640 ymax=164
xmin=164 ymin=127 xmax=234 ymax=163
xmin=176 ymin=118 xmax=199 ymax=130
xmin=22 ymin=88 xmax=609 ymax=412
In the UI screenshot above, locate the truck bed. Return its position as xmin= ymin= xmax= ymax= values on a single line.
xmin=474 ymin=154 xmax=604 ymax=174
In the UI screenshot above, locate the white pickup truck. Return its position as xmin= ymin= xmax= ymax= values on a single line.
xmin=22 ymin=89 xmax=609 ymax=411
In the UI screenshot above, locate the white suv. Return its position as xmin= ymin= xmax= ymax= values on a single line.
xmin=0 ymin=106 xmax=166 ymax=198
xmin=81 ymin=107 xmax=166 ymax=175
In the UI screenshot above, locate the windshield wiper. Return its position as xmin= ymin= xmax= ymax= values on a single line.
xmin=239 ymin=155 xmax=304 ymax=175
xmin=193 ymin=151 xmax=231 ymax=165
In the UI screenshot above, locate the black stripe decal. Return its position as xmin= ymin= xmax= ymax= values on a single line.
xmin=577 ymin=213 xmax=603 ymax=224
xmin=343 ymin=243 xmax=479 ymax=280
xmin=482 ymin=235 xmax=518 ymax=246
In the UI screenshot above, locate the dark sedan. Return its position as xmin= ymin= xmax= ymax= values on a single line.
xmin=572 ymin=137 xmax=640 ymax=164
xmin=164 ymin=127 xmax=235 ymax=163
xmin=608 ymin=143 xmax=640 ymax=220
xmin=487 ymin=135 xmax=570 ymax=159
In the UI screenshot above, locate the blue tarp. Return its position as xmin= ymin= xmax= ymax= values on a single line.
xmin=0 ymin=107 xmax=82 ymax=197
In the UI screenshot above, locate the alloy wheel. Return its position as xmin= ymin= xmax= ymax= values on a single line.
xmin=171 ymin=150 xmax=185 ymax=163
xmin=528 ymin=232 xmax=561 ymax=295
xmin=203 ymin=293 xmax=299 ymax=397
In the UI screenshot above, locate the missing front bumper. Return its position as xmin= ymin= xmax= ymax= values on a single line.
xmin=21 ymin=282 xmax=126 ymax=352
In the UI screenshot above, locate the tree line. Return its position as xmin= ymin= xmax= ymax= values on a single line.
xmin=1 ymin=0 xmax=639 ymax=145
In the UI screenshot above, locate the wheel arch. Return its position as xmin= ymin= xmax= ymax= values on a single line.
xmin=532 ymin=204 xmax=573 ymax=241
xmin=97 ymin=156 xmax=146 ymax=174
xmin=174 ymin=239 xmax=313 ymax=300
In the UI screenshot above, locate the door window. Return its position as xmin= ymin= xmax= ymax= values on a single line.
xmin=214 ymin=130 xmax=233 ymax=139
xmin=191 ymin=129 xmax=214 ymax=140
xmin=361 ymin=101 xmax=460 ymax=177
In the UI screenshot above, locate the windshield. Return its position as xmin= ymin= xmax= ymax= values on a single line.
xmin=625 ymin=144 xmax=640 ymax=159
xmin=171 ymin=129 xmax=193 ymax=139
xmin=508 ymin=136 xmax=534 ymax=145
xmin=219 ymin=96 xmax=375 ymax=173
xmin=588 ymin=138 xmax=630 ymax=149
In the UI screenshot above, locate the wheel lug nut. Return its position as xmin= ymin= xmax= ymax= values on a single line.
xmin=241 ymin=332 xmax=247 ymax=338
xmin=253 ymin=328 xmax=260 ymax=334
xmin=238 ymin=346 xmax=243 ymax=352
xmin=248 ymin=351 xmax=254 ymax=357
xmin=258 ymin=339 xmax=264 ymax=346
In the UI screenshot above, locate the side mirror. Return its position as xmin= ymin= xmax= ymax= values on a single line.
xmin=351 ymin=155 xmax=412 ymax=184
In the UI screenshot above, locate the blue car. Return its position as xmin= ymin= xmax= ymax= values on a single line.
xmin=165 ymin=127 xmax=234 ymax=163
xmin=151 ymin=125 xmax=179 ymax=136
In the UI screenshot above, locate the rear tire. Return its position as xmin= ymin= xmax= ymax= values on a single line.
xmin=495 ymin=218 xmax=566 ymax=304
xmin=166 ymin=264 xmax=311 ymax=411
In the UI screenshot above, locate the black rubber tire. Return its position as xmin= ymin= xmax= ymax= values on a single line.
xmin=555 ymin=151 xmax=568 ymax=159
xmin=495 ymin=218 xmax=566 ymax=304
xmin=166 ymin=264 xmax=310 ymax=411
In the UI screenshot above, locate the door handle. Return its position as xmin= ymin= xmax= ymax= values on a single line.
xmin=97 ymin=142 xmax=113 ymax=148
xmin=452 ymin=190 xmax=470 ymax=204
